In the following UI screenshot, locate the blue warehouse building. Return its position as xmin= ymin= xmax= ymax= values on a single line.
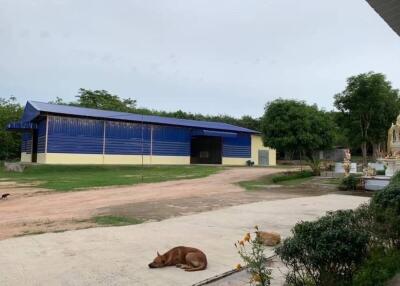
xmin=7 ymin=101 xmax=276 ymax=166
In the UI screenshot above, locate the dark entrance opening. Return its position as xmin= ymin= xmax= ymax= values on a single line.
xmin=190 ymin=136 xmax=222 ymax=164
xmin=31 ymin=130 xmax=38 ymax=163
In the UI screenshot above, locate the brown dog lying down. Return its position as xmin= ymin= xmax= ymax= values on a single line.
xmin=148 ymin=246 xmax=207 ymax=272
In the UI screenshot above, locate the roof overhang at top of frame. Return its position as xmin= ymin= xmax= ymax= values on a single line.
xmin=366 ymin=0 xmax=400 ymax=37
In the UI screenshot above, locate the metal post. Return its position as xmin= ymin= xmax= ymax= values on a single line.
xmin=45 ymin=116 xmax=49 ymax=154
xmin=102 ymin=121 xmax=106 ymax=164
xmin=141 ymin=114 xmax=144 ymax=182
xmin=150 ymin=125 xmax=153 ymax=165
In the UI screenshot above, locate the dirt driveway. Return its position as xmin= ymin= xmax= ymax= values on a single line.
xmin=0 ymin=167 xmax=291 ymax=239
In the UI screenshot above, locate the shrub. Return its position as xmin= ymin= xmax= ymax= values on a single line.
xmin=271 ymin=171 xmax=313 ymax=184
xmin=339 ymin=174 xmax=361 ymax=191
xmin=353 ymin=248 xmax=400 ymax=286
xmin=276 ymin=210 xmax=369 ymax=286
xmin=369 ymin=177 xmax=400 ymax=249
xmin=235 ymin=227 xmax=272 ymax=286
xmin=307 ymin=157 xmax=321 ymax=176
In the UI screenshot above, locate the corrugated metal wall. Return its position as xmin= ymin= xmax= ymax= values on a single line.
xmin=46 ymin=115 xmax=251 ymax=158
xmin=47 ymin=116 xmax=104 ymax=154
xmin=105 ymin=121 xmax=151 ymax=155
xmin=152 ymin=125 xmax=190 ymax=156
xmin=47 ymin=116 xmax=192 ymax=156
xmin=37 ymin=119 xmax=47 ymax=153
xmin=21 ymin=132 xmax=32 ymax=154
xmin=105 ymin=122 xmax=190 ymax=156
xmin=223 ymin=133 xmax=251 ymax=158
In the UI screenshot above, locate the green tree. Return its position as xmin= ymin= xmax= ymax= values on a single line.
xmin=54 ymin=89 xmax=261 ymax=131
xmin=74 ymin=88 xmax=137 ymax=112
xmin=334 ymin=72 xmax=400 ymax=165
xmin=0 ymin=96 xmax=23 ymax=160
xmin=328 ymin=111 xmax=349 ymax=148
xmin=239 ymin=115 xmax=261 ymax=132
xmin=261 ymin=99 xmax=335 ymax=175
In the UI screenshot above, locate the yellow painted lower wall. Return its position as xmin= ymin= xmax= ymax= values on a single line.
xmin=41 ymin=153 xmax=190 ymax=165
xmin=102 ymin=155 xmax=141 ymax=165
xmin=103 ymin=155 xmax=190 ymax=165
xmin=148 ymin=155 xmax=190 ymax=165
xmin=39 ymin=152 xmax=247 ymax=165
xmin=45 ymin=153 xmax=104 ymax=164
xmin=222 ymin=157 xmax=249 ymax=166
xmin=21 ymin=153 xmax=32 ymax=163
xmin=36 ymin=153 xmax=46 ymax=164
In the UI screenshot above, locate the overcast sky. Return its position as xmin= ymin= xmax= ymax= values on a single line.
xmin=1 ymin=0 xmax=400 ymax=117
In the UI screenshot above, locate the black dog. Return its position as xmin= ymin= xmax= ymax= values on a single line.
xmin=1 ymin=193 xmax=10 ymax=200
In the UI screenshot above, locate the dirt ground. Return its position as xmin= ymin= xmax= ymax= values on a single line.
xmin=0 ymin=167 xmax=281 ymax=239
xmin=0 ymin=167 xmax=368 ymax=240
xmin=99 ymin=179 xmax=350 ymax=222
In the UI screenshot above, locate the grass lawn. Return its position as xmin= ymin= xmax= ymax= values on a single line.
xmin=319 ymin=177 xmax=342 ymax=185
xmin=238 ymin=172 xmax=314 ymax=191
xmin=0 ymin=164 xmax=220 ymax=191
xmin=92 ymin=215 xmax=143 ymax=226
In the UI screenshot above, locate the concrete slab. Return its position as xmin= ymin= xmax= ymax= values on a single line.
xmin=205 ymin=256 xmax=287 ymax=286
xmin=0 ymin=194 xmax=369 ymax=286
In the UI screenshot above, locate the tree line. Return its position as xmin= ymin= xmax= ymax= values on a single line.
xmin=263 ymin=72 xmax=399 ymax=173
xmin=52 ymin=88 xmax=262 ymax=132
xmin=1 ymin=72 xmax=399 ymax=167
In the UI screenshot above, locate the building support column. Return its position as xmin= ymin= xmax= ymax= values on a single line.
xmin=150 ymin=125 xmax=153 ymax=165
xmin=102 ymin=121 xmax=106 ymax=164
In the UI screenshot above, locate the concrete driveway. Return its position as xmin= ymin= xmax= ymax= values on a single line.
xmin=0 ymin=194 xmax=369 ymax=286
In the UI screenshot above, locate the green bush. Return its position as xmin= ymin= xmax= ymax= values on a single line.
xmin=275 ymin=170 xmax=400 ymax=286
xmin=339 ymin=174 xmax=361 ymax=191
xmin=271 ymin=171 xmax=314 ymax=184
xmin=369 ymin=177 xmax=400 ymax=249
xmin=276 ymin=210 xmax=369 ymax=286
xmin=353 ymin=248 xmax=400 ymax=286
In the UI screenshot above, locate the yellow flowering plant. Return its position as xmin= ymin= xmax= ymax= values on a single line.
xmin=235 ymin=226 xmax=272 ymax=286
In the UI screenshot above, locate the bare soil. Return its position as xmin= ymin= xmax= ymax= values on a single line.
xmin=0 ymin=167 xmax=369 ymax=240
xmin=0 ymin=168 xmax=284 ymax=239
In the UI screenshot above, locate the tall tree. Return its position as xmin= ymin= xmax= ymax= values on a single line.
xmin=334 ymin=72 xmax=400 ymax=164
xmin=0 ymin=96 xmax=23 ymax=160
xmin=261 ymin=99 xmax=335 ymax=175
xmin=52 ymin=89 xmax=261 ymax=131
xmin=328 ymin=111 xmax=350 ymax=148
xmin=75 ymin=88 xmax=137 ymax=112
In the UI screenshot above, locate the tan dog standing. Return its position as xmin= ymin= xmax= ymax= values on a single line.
xmin=148 ymin=246 xmax=207 ymax=272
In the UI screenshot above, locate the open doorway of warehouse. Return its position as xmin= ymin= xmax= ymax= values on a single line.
xmin=190 ymin=136 xmax=222 ymax=164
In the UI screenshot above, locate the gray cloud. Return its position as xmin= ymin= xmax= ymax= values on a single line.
xmin=1 ymin=0 xmax=399 ymax=117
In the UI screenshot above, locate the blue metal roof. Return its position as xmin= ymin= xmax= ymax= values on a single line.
xmin=25 ymin=101 xmax=259 ymax=134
